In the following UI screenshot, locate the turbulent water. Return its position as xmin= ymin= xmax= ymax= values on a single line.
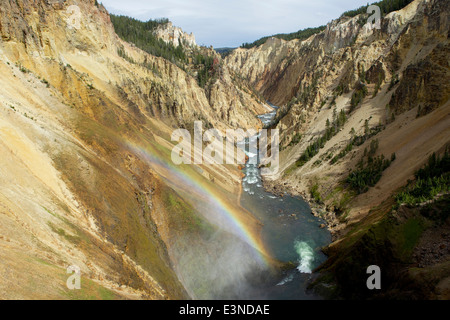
xmin=237 ymin=104 xmax=331 ymax=299
xmin=295 ymin=241 xmax=315 ymax=274
xmin=163 ymin=104 xmax=331 ymax=300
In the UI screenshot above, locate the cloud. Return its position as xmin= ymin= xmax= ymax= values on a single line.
xmin=101 ymin=0 xmax=371 ymax=47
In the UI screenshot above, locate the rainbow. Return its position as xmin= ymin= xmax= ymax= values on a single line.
xmin=123 ymin=138 xmax=270 ymax=266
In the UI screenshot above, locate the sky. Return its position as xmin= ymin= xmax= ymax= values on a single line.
xmin=100 ymin=0 xmax=372 ymax=48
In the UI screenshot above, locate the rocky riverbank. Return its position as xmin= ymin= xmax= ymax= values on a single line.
xmin=262 ymin=178 xmax=342 ymax=241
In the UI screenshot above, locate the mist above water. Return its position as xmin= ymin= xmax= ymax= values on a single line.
xmin=161 ymin=105 xmax=331 ymax=299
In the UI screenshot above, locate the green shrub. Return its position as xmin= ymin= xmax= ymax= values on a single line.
xmin=110 ymin=15 xmax=187 ymax=67
xmin=295 ymin=109 xmax=347 ymax=167
xmin=396 ymin=151 xmax=450 ymax=206
xmin=341 ymin=0 xmax=414 ymax=18
xmin=241 ymin=26 xmax=326 ymax=49
xmin=311 ymin=184 xmax=323 ymax=203
xmin=346 ymin=153 xmax=395 ymax=194
xmin=350 ymin=83 xmax=368 ymax=113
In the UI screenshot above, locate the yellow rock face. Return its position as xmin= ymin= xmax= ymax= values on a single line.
xmin=0 ymin=0 xmax=268 ymax=299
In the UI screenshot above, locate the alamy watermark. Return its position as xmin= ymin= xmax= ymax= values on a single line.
xmin=366 ymin=265 xmax=381 ymax=290
xmin=66 ymin=5 xmax=82 ymax=30
xmin=171 ymin=121 xmax=280 ymax=176
xmin=61 ymin=2 xmax=381 ymax=175
xmin=66 ymin=265 xmax=81 ymax=290
xmin=367 ymin=5 xmax=382 ymax=30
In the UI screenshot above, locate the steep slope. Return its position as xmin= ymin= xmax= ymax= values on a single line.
xmin=226 ymin=0 xmax=449 ymax=298
xmin=227 ymin=0 xmax=449 ymax=229
xmin=0 ymin=0 xmax=269 ymax=299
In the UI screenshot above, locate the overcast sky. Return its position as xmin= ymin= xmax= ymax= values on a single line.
xmin=101 ymin=0 xmax=371 ymax=48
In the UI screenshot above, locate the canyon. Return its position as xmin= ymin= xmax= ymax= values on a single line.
xmin=226 ymin=0 xmax=449 ymax=298
xmin=0 ymin=0 xmax=448 ymax=300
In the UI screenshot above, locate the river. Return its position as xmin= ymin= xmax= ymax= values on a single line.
xmin=140 ymin=104 xmax=331 ymax=299
xmin=236 ymin=104 xmax=331 ymax=299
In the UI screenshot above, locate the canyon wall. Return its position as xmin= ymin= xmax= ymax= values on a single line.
xmin=227 ymin=0 xmax=449 ymax=231
xmin=0 ymin=0 xmax=267 ymax=299
xmin=226 ymin=0 xmax=449 ymax=298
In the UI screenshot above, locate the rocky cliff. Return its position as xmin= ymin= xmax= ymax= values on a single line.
xmin=226 ymin=0 xmax=449 ymax=298
xmin=0 ymin=0 xmax=448 ymax=300
xmin=0 ymin=0 xmax=268 ymax=299
xmin=227 ymin=0 xmax=449 ymax=229
xmin=154 ymin=21 xmax=197 ymax=48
